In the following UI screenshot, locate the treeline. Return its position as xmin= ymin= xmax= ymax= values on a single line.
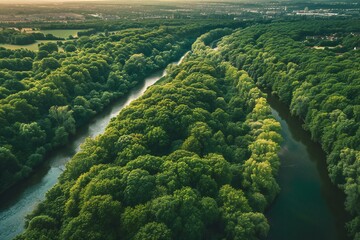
xmin=16 ymin=30 xmax=282 ymax=240
xmin=0 ymin=29 xmax=62 ymax=45
xmin=218 ymin=19 xmax=360 ymax=239
xmin=1 ymin=19 xmax=253 ymax=34
xmin=49 ymin=19 xmax=253 ymax=39
xmin=0 ymin=22 xmax=232 ymax=194
xmin=77 ymin=29 xmax=97 ymax=37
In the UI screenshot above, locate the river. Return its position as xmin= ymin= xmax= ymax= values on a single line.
xmin=0 ymin=54 xmax=187 ymax=240
xmin=213 ymin=43 xmax=348 ymax=239
xmin=265 ymin=94 xmax=350 ymax=240
xmin=0 ymin=46 xmax=350 ymax=240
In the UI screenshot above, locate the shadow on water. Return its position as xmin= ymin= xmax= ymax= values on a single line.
xmin=0 ymin=54 xmax=187 ymax=240
xmin=265 ymin=93 xmax=350 ymax=240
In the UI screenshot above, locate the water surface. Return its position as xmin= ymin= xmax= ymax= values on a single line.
xmin=265 ymin=94 xmax=349 ymax=240
xmin=0 ymin=54 xmax=186 ymax=240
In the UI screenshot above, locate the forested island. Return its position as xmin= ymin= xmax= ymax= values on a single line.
xmin=14 ymin=28 xmax=282 ymax=240
xmin=0 ymin=21 xmax=244 ymax=194
xmin=0 ymin=1 xmax=359 ymax=240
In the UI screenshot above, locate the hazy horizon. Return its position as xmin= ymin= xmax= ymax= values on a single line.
xmin=0 ymin=0 xmax=106 ymax=3
xmin=0 ymin=0 xmax=351 ymax=4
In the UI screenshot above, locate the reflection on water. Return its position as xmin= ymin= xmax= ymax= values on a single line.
xmin=265 ymin=94 xmax=349 ymax=240
xmin=0 ymin=54 xmax=186 ymax=240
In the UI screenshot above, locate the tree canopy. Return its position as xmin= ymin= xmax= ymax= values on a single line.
xmin=218 ymin=19 xmax=360 ymax=239
xmin=16 ymin=29 xmax=281 ymax=240
xmin=0 ymin=22 xmax=237 ymax=194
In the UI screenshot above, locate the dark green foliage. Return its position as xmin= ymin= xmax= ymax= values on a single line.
xmin=17 ymin=30 xmax=281 ymax=240
xmin=0 ymin=23 xmax=229 ymax=194
xmin=0 ymin=29 xmax=63 ymax=45
xmin=64 ymin=44 xmax=76 ymax=52
xmin=218 ymin=19 xmax=360 ymax=238
xmin=38 ymin=42 xmax=58 ymax=53
xmin=77 ymin=29 xmax=97 ymax=37
xmin=133 ymin=222 xmax=172 ymax=240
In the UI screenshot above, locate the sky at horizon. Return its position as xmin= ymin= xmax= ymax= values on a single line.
xmin=0 ymin=0 xmax=352 ymax=4
xmin=0 ymin=0 xmax=105 ymax=2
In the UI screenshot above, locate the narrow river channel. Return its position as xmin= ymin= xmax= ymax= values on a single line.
xmin=0 ymin=54 xmax=187 ymax=240
xmin=265 ymin=94 xmax=350 ymax=240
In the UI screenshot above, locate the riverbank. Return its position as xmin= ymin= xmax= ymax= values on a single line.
xmin=0 ymin=54 xmax=186 ymax=240
xmin=265 ymin=93 xmax=349 ymax=240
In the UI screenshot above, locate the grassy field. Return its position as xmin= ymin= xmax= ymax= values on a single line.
xmin=30 ymin=29 xmax=85 ymax=38
xmin=0 ymin=39 xmax=68 ymax=51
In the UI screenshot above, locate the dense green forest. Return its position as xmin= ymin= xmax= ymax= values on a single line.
xmin=217 ymin=19 xmax=360 ymax=238
xmin=1 ymin=10 xmax=359 ymax=239
xmin=16 ymin=29 xmax=282 ymax=240
xmin=0 ymin=29 xmax=62 ymax=45
xmin=0 ymin=21 xmax=242 ymax=194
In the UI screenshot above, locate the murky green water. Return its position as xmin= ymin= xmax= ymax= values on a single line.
xmin=0 ymin=54 xmax=187 ymax=240
xmin=265 ymin=94 xmax=350 ymax=240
